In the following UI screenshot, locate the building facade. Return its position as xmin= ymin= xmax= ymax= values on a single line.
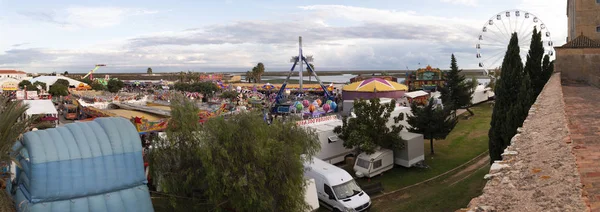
xmin=0 ymin=70 xmax=27 ymax=80
xmin=557 ymin=0 xmax=600 ymax=88
xmin=567 ymin=0 xmax=600 ymax=42
xmin=404 ymin=66 xmax=446 ymax=91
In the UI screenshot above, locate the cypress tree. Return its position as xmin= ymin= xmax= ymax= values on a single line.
xmin=440 ymin=54 xmax=475 ymax=116
xmin=541 ymin=55 xmax=554 ymax=83
xmin=516 ymin=73 xmax=533 ymax=125
xmin=523 ymin=27 xmax=545 ymax=98
xmin=488 ymin=33 xmax=523 ymax=162
xmin=406 ymin=98 xmax=457 ymax=155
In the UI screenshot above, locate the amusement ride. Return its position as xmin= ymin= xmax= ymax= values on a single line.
xmin=267 ymin=36 xmax=336 ymax=121
xmin=476 ymin=9 xmax=554 ymax=75
xmin=81 ymin=64 xmax=107 ymax=80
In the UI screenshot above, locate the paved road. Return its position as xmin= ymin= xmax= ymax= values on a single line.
xmin=563 ymin=83 xmax=600 ymax=211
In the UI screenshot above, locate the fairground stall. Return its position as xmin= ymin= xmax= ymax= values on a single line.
xmin=342 ymin=78 xmax=408 ymax=101
xmin=23 ymin=100 xmax=59 ymax=126
xmin=403 ymin=90 xmax=430 ymax=105
xmin=405 ymin=66 xmax=446 ymax=91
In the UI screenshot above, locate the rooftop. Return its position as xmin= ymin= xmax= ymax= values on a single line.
xmin=557 ymin=35 xmax=600 ymax=48
xmin=0 ymin=70 xmax=26 ymax=75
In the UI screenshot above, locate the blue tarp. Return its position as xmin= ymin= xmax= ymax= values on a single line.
xmin=13 ymin=117 xmax=154 ymax=212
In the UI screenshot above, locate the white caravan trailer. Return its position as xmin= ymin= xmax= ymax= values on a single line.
xmin=471 ymin=85 xmax=495 ymax=105
xmin=348 ymin=99 xmax=413 ymax=131
xmin=387 ymin=105 xmax=412 ymax=131
xmin=299 ymin=116 xmax=355 ymax=164
xmin=342 ymin=98 xmax=394 ymax=116
xmin=394 ymin=131 xmax=425 ymax=167
xmin=304 ymin=157 xmax=371 ymax=212
xmin=353 ymin=131 xmax=425 ymax=178
xmin=353 ymin=148 xmax=394 ymax=178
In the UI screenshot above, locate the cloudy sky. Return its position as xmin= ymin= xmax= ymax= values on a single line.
xmin=0 ymin=0 xmax=567 ymax=73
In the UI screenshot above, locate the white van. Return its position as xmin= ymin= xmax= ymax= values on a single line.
xmin=304 ymin=178 xmax=320 ymax=212
xmin=354 ymin=148 xmax=394 ymax=178
xmin=304 ymin=156 xmax=371 ymax=212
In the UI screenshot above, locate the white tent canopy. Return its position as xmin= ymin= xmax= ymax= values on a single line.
xmin=30 ymin=76 xmax=87 ymax=90
xmin=404 ymin=90 xmax=429 ymax=99
xmin=23 ymin=100 xmax=58 ymax=116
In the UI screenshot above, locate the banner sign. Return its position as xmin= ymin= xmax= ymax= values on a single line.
xmin=296 ymin=115 xmax=338 ymax=126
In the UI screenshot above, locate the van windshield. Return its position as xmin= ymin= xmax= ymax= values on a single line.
xmin=333 ymin=180 xmax=362 ymax=200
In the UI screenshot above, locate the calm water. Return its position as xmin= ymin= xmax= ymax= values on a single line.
xmin=261 ymin=74 xmax=491 ymax=85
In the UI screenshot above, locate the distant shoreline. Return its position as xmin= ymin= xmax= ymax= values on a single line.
xmin=65 ymin=69 xmax=489 ymax=81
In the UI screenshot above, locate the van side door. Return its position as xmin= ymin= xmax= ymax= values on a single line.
xmin=323 ymin=184 xmax=339 ymax=210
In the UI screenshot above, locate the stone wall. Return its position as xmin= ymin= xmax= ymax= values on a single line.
xmin=555 ymin=48 xmax=600 ymax=88
xmin=465 ymin=73 xmax=587 ymax=212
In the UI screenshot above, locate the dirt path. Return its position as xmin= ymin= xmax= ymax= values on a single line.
xmin=443 ymin=156 xmax=490 ymax=185
xmin=371 ymin=154 xmax=490 ymax=211
xmin=372 ymin=152 xmax=490 ymax=208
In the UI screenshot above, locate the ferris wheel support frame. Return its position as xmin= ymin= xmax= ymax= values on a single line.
xmin=476 ymin=9 xmax=554 ymax=76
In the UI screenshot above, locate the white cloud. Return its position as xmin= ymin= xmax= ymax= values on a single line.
xmin=440 ymin=0 xmax=478 ymax=7
xmin=4 ymin=3 xmax=568 ymax=73
xmin=517 ymin=0 xmax=567 ymax=46
xmin=20 ymin=6 xmax=161 ymax=29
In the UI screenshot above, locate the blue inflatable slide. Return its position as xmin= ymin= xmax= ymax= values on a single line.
xmin=11 ymin=117 xmax=154 ymax=211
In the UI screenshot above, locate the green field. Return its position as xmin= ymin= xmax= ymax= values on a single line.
xmin=154 ymin=103 xmax=493 ymax=212
xmin=371 ymin=164 xmax=490 ymax=212
xmin=354 ymin=103 xmax=492 ymax=191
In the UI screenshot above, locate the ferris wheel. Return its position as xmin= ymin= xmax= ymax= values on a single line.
xmin=476 ymin=9 xmax=554 ymax=75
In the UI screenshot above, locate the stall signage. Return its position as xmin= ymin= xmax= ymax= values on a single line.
xmin=296 ymin=115 xmax=337 ymax=126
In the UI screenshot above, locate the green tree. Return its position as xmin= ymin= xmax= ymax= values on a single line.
xmin=334 ymin=98 xmax=405 ymax=154
xmin=18 ymin=80 xmax=32 ymax=89
xmin=150 ymin=94 xmax=320 ymax=211
xmin=523 ymin=27 xmax=545 ymax=99
xmin=201 ymin=112 xmax=319 ymax=211
xmin=80 ymin=78 xmax=93 ymax=85
xmin=245 ymin=71 xmax=254 ymax=83
xmin=0 ymin=96 xmax=33 ymax=212
xmin=486 ymin=67 xmax=501 ymax=92
xmin=219 ymin=90 xmax=238 ymax=101
xmin=63 ymin=71 xmax=69 ymax=75
xmin=406 ymin=98 xmax=457 ymax=155
xmin=148 ymin=94 xmax=206 ymax=209
xmin=440 ymin=54 xmax=475 ymax=116
xmin=147 ymin=67 xmax=153 ymax=74
xmin=516 ymin=73 xmax=533 ymax=125
xmin=488 ymin=33 xmax=524 ymax=162
xmin=32 ymin=81 xmax=47 ymax=91
xmin=306 ymin=63 xmax=315 ymax=82
xmin=91 ymin=82 xmax=106 ymax=91
xmin=106 ymin=78 xmax=124 ymax=93
xmin=48 ymin=83 xmax=69 ymax=96
xmin=55 ymin=79 xmax=70 ymax=87
xmin=541 ymin=55 xmax=554 ymax=84
xmin=251 ymin=62 xmax=265 ymax=83
xmin=191 ymin=82 xmax=220 ymax=102
xmin=173 ymin=82 xmax=191 ymax=92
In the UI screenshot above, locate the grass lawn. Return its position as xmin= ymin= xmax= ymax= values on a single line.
xmin=354 ymin=103 xmax=492 ymax=191
xmin=371 ymin=165 xmax=490 ymax=212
